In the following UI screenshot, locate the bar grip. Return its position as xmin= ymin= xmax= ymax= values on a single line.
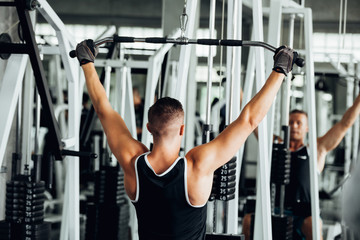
xmin=197 ymin=39 xmax=220 ymax=45
xmin=220 ymin=39 xmax=243 ymax=46
xmin=113 ymin=35 xmax=135 ymax=43
xmin=145 ymin=37 xmax=167 ymax=43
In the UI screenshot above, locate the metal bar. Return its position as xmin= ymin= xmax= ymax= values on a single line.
xmin=125 ymin=68 xmax=137 ymax=139
xmin=303 ymin=8 xmax=321 ymax=240
xmin=37 ymin=0 xmax=76 ymax=48
xmin=345 ymin=77 xmax=354 ymax=175
xmin=0 ymin=55 xmax=27 ymax=168
xmin=0 ymin=43 xmax=29 ymax=54
xmin=59 ymin=37 xmax=81 ymax=240
xmin=21 ymin=61 xmax=34 ymax=174
xmin=15 ymin=0 xmax=63 ymax=159
xmin=204 ymin=0 xmax=216 ymax=143
xmin=252 ymin=0 xmax=272 ymax=238
xmin=175 ymin=0 xmax=197 ymax=104
xmin=278 ymin=13 xmax=296 ymax=217
xmin=266 ymin=1 xmax=283 ymax=193
xmin=225 ymin=0 xmax=234 ymax=130
xmin=225 ymin=0 xmax=242 ymax=234
xmin=353 ymin=63 xmax=360 ymax=166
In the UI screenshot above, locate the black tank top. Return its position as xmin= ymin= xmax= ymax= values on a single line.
xmin=284 ymin=146 xmax=312 ymax=217
xmin=132 ymin=153 xmax=207 ymax=240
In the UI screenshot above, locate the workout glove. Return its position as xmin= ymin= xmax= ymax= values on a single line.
xmin=272 ymin=46 xmax=298 ymax=76
xmin=76 ymin=39 xmax=99 ymax=66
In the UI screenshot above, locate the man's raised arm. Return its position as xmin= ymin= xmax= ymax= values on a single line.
xmin=186 ymin=47 xmax=297 ymax=173
xmin=76 ymin=40 xmax=148 ymax=173
xmin=317 ymin=93 xmax=360 ymax=172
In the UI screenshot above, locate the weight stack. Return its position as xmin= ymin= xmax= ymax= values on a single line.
xmin=2 ymin=178 xmax=51 ymax=240
xmin=270 ymin=143 xmax=291 ymax=186
xmin=210 ymin=157 xmax=237 ymax=201
xmin=85 ymin=166 xmax=129 ymax=240
xmin=272 ymin=215 xmax=293 ymax=240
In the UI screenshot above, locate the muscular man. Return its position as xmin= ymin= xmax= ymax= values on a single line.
xmin=75 ymin=39 xmax=296 ymax=239
xmin=243 ymin=95 xmax=360 ymax=240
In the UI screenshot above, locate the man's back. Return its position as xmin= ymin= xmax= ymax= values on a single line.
xmin=132 ymin=153 xmax=207 ymax=240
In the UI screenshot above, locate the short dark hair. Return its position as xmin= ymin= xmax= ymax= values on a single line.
xmin=148 ymin=97 xmax=184 ymax=136
xmin=290 ymin=109 xmax=308 ymax=117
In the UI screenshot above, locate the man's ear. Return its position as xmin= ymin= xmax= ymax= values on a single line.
xmin=179 ymin=124 xmax=185 ymax=136
xmin=146 ymin=123 xmax=151 ymax=133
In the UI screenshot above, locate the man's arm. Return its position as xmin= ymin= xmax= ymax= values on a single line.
xmin=77 ymin=41 xmax=148 ymax=174
xmin=317 ymin=93 xmax=360 ymax=172
xmin=186 ymin=71 xmax=285 ymax=173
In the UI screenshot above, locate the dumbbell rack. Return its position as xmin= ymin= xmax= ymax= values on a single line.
xmin=85 ymin=165 xmax=129 ymax=240
xmin=0 ymin=175 xmax=51 ymax=240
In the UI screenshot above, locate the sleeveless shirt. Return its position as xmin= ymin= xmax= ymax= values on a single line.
xmin=284 ymin=146 xmax=312 ymax=217
xmin=132 ymin=153 xmax=207 ymax=240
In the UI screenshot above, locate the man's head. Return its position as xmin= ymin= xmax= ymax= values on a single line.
xmin=147 ymin=97 xmax=184 ymax=140
xmin=289 ymin=109 xmax=308 ymax=142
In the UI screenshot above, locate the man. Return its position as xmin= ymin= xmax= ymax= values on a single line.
xmin=75 ymin=39 xmax=296 ymax=239
xmin=242 ymin=95 xmax=360 ymax=240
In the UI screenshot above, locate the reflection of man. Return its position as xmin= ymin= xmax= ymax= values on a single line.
xmin=243 ymin=94 xmax=360 ymax=240
xmin=133 ymin=87 xmax=144 ymax=140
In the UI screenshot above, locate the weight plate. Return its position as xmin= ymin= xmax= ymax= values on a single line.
xmin=24 ymin=216 xmax=44 ymax=224
xmin=25 ymin=181 xmax=45 ymax=188
xmin=25 ymin=205 xmax=43 ymax=212
xmin=6 ymin=198 xmax=24 ymax=204
xmin=215 ymin=193 xmax=235 ymax=201
xmin=25 ymin=193 xmax=45 ymax=200
xmin=21 ymin=222 xmax=51 ymax=231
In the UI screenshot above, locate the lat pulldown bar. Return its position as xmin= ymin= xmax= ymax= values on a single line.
xmin=69 ymin=35 xmax=305 ymax=68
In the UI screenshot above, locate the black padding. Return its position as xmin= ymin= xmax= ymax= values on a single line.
xmin=113 ymin=35 xmax=135 ymax=43
xmin=197 ymin=39 xmax=220 ymax=45
xmin=145 ymin=37 xmax=167 ymax=43
xmin=220 ymin=40 xmax=243 ymax=46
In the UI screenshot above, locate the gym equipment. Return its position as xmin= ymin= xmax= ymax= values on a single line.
xmin=85 ymin=165 xmax=130 ymax=240
xmin=210 ymin=157 xmax=237 ymax=202
xmin=69 ymin=35 xmax=305 ymax=68
xmin=1 ymin=175 xmax=51 ymax=240
xmin=0 ymin=33 xmax=12 ymax=60
xmin=0 ymin=0 xmax=63 ymax=159
xmin=270 ymin=128 xmax=294 ymax=240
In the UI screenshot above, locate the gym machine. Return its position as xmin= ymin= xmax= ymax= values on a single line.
xmin=69 ymin=9 xmax=304 ymax=240
xmin=0 ymin=1 xmax=100 ymax=239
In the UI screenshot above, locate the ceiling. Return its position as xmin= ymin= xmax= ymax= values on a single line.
xmin=42 ymin=0 xmax=360 ymax=34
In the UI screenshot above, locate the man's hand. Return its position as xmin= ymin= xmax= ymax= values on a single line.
xmin=272 ymin=46 xmax=298 ymax=76
xmin=76 ymin=39 xmax=99 ymax=66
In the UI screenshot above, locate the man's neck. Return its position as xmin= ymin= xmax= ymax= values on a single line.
xmin=289 ymin=139 xmax=305 ymax=152
xmin=149 ymin=138 xmax=181 ymax=162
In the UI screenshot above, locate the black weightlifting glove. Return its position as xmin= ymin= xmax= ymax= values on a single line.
xmin=272 ymin=46 xmax=298 ymax=76
xmin=76 ymin=39 xmax=99 ymax=66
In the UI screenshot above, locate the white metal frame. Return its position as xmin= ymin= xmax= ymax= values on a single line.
xmin=283 ymin=7 xmax=321 ymax=240
xmin=36 ymin=1 xmax=83 ymax=239
xmin=252 ymin=0 xmax=272 ymax=238
xmin=225 ymin=0 xmax=243 ymax=234
xmin=0 ymin=55 xmax=28 ymax=168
